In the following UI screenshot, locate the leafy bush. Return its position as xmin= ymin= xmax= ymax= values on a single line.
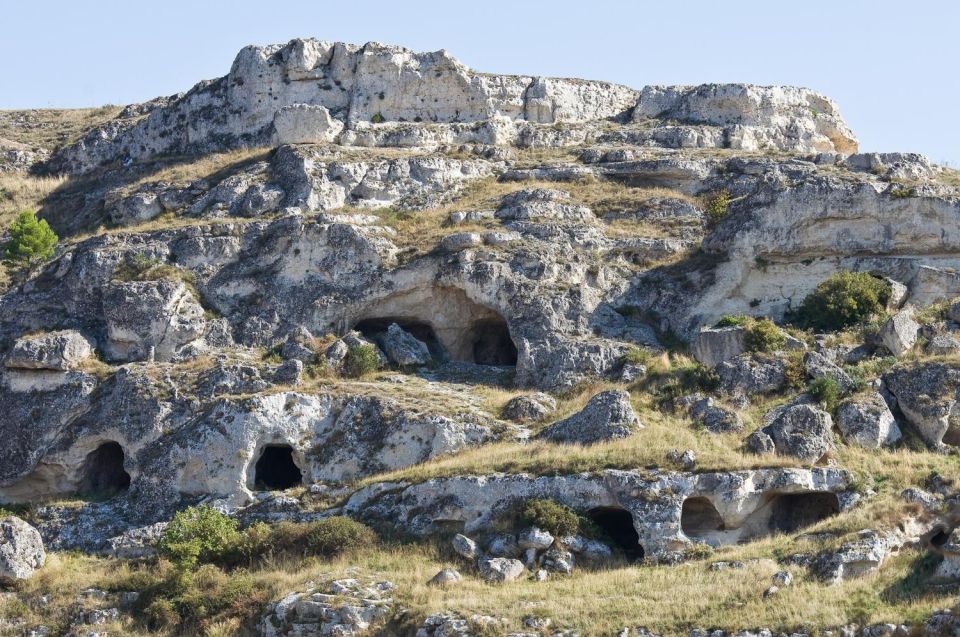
xmin=790 ymin=272 xmax=891 ymax=331
xmin=223 ymin=517 xmax=376 ymax=565
xmin=715 ymin=314 xmax=750 ymax=327
xmin=808 ymin=377 xmax=840 ymax=412
xmin=522 ymin=498 xmax=580 ymax=537
xmin=783 ymin=350 xmax=807 ymax=389
xmin=343 ymin=344 xmax=380 ymax=378
xmin=4 ymin=209 xmax=58 ymax=265
xmin=306 ymin=516 xmax=377 ymax=556
xmin=157 ymin=506 xmax=240 ymax=569
xmin=621 ymin=346 xmax=653 ymax=366
xmin=703 ymin=189 xmax=732 ymax=225
xmin=143 ymin=598 xmax=180 ymax=630
xmin=744 ymin=318 xmax=787 ymax=353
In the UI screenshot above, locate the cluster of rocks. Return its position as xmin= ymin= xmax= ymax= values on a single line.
xmin=448 ymin=526 xmax=613 ymax=583
xmin=259 ymin=578 xmax=395 ymax=637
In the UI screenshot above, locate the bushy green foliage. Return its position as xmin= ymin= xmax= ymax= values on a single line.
xmin=744 ymin=318 xmax=787 ymax=353
xmin=306 ymin=516 xmax=377 ymax=555
xmin=808 ymin=377 xmax=840 ymax=412
xmin=157 ymin=506 xmax=240 ymax=569
xmin=621 ymin=346 xmax=653 ymax=366
xmin=224 ymin=517 xmax=377 ymax=566
xmin=343 ymin=343 xmax=380 ymax=378
xmin=790 ymin=272 xmax=891 ymax=331
xmin=4 ymin=209 xmax=58 ymax=265
xmin=522 ymin=498 xmax=580 ymax=537
xmin=715 ymin=314 xmax=750 ymax=327
xmin=703 ymin=189 xmax=732 ymax=225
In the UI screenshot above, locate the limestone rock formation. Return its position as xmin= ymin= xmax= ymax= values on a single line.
xmin=836 ymin=393 xmax=902 ymax=448
xmin=751 ymin=403 xmax=833 ymax=464
xmin=0 ymin=516 xmax=45 ymax=584
xmin=538 ymin=390 xmax=641 ymax=444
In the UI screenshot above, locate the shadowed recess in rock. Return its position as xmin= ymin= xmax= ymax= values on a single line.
xmin=79 ymin=442 xmax=131 ymax=498
xmin=471 ymin=317 xmax=518 ymax=366
xmin=680 ymin=497 xmax=725 ymax=539
xmin=587 ymin=506 xmax=644 ymax=560
xmin=762 ymin=492 xmax=840 ymax=534
xmin=254 ymin=445 xmax=303 ymax=491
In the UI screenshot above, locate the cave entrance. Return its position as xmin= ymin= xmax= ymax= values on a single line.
xmin=79 ymin=442 xmax=131 ymax=498
xmin=470 ymin=317 xmax=518 ymax=366
xmin=764 ymin=492 xmax=840 ymax=534
xmin=353 ymin=286 xmax=518 ymax=367
xmin=587 ymin=507 xmax=644 ymax=560
xmin=354 ymin=317 xmax=447 ymax=361
xmin=254 ymin=445 xmax=303 ymax=491
xmin=943 ymin=424 xmax=960 ymax=447
xmin=680 ymin=497 xmax=725 ymax=539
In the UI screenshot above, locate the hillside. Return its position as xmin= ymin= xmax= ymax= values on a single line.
xmin=0 ymin=38 xmax=957 ymax=637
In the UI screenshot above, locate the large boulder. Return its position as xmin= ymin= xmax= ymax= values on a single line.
xmin=0 ymin=516 xmax=45 ymax=584
xmin=836 ymin=392 xmax=902 ymax=448
xmin=752 ymin=402 xmax=833 ymax=464
xmin=717 ymin=354 xmax=786 ymax=404
xmin=5 ymin=330 xmax=93 ymax=371
xmin=380 ymin=323 xmax=432 ymax=368
xmin=884 ymin=363 xmax=960 ymax=447
xmin=478 ymin=557 xmax=525 ymax=583
xmin=674 ymin=393 xmax=743 ymax=434
xmin=538 ymin=390 xmax=642 ymax=445
xmin=103 ymin=279 xmax=206 ymax=362
xmin=879 ymin=310 xmax=920 ymax=357
xmin=813 ymin=530 xmax=896 ymax=584
xmin=803 ymin=351 xmax=855 ymax=392
xmin=691 ymin=326 xmax=746 ymax=368
xmin=502 ymin=393 xmax=557 ymax=423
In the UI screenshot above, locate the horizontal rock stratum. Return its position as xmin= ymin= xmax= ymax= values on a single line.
xmin=49 ymin=38 xmax=857 ymax=173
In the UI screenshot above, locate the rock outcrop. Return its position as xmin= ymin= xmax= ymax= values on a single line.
xmin=0 ymin=516 xmax=45 ymax=584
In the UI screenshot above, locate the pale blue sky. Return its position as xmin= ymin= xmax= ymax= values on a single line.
xmin=1 ymin=0 xmax=956 ymax=164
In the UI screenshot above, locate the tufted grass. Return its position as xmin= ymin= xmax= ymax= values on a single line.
xmin=3 ymin=528 xmax=954 ymax=637
xmin=0 ymin=106 xmax=123 ymax=151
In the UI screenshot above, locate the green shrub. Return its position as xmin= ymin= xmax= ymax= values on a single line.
xmin=703 ymin=189 xmax=732 ymax=225
xmin=306 ymin=516 xmax=377 ymax=556
xmin=744 ymin=318 xmax=787 ymax=353
xmin=4 ymin=209 xmax=58 ymax=265
xmin=522 ymin=498 xmax=580 ymax=537
xmin=790 ymin=272 xmax=891 ymax=331
xmin=808 ymin=377 xmax=840 ymax=412
xmin=343 ymin=344 xmax=379 ymax=378
xmin=143 ymin=598 xmax=180 ymax=630
xmin=621 ymin=346 xmax=653 ymax=366
xmin=157 ymin=506 xmax=240 ymax=569
xmin=783 ymin=351 xmax=807 ymax=389
xmin=715 ymin=315 xmax=750 ymax=327
xmin=370 ymin=112 xmax=386 ymax=124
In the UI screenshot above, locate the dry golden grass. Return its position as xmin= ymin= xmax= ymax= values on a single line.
xmin=126 ymin=147 xmax=272 ymax=191
xmin=0 ymin=106 xmax=123 ymax=151
xmin=0 ymin=173 xmax=67 ymax=223
xmin=4 ymin=533 xmax=951 ymax=637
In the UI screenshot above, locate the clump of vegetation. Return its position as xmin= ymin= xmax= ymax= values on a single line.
xmin=744 ymin=318 xmax=787 ymax=352
xmin=370 ymin=112 xmax=386 ymax=124
xmin=343 ymin=343 xmax=380 ymax=378
xmin=522 ymin=498 xmax=580 ymax=537
xmin=789 ymin=272 xmax=891 ymax=331
xmin=702 ymin=189 xmax=732 ymax=225
xmin=4 ymin=209 xmax=58 ymax=265
xmin=113 ymin=253 xmax=192 ymax=283
xmin=157 ymin=505 xmax=240 ymax=570
xmin=889 ymin=185 xmax=916 ymax=199
xmin=808 ymin=376 xmax=840 ymax=412
xmin=716 ymin=315 xmax=786 ymax=352
xmin=227 ymin=516 xmax=377 ymax=565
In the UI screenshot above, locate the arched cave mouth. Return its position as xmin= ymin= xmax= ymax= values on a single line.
xmin=588 ymin=507 xmax=644 ymax=560
xmin=471 ymin=317 xmax=518 ymax=366
xmin=355 ymin=317 xmax=448 ymax=361
xmin=79 ymin=441 xmax=131 ymax=498
xmin=680 ymin=497 xmax=725 ymax=539
xmin=762 ymin=492 xmax=840 ymax=534
xmin=353 ymin=287 xmax=519 ymax=367
xmin=254 ymin=445 xmax=303 ymax=491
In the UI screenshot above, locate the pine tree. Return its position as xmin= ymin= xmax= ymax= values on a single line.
xmin=5 ymin=210 xmax=58 ymax=265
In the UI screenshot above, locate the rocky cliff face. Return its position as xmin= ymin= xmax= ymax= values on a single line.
xmin=0 ymin=37 xmax=958 ymax=637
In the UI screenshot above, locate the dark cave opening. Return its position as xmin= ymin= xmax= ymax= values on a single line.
xmin=79 ymin=441 xmax=131 ymax=497
xmin=354 ymin=317 xmax=447 ymax=361
xmin=680 ymin=497 xmax=725 ymax=538
xmin=254 ymin=445 xmax=303 ymax=491
xmin=587 ymin=507 xmax=644 ymax=560
xmin=765 ymin=492 xmax=840 ymax=534
xmin=470 ymin=317 xmax=518 ymax=366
